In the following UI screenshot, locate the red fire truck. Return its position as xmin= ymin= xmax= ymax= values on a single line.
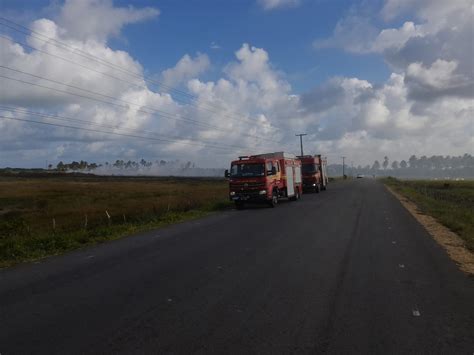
xmin=298 ymin=154 xmax=328 ymax=193
xmin=225 ymin=152 xmax=303 ymax=209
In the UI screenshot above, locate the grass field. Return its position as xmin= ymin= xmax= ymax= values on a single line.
xmin=383 ymin=177 xmax=474 ymax=252
xmin=0 ymin=174 xmax=230 ymax=268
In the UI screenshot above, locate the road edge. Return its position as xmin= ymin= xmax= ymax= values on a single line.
xmin=384 ymin=184 xmax=474 ymax=276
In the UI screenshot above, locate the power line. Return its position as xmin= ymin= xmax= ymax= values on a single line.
xmin=0 ymin=70 xmax=281 ymax=146
xmin=0 ymin=115 xmax=238 ymax=151
xmin=0 ymin=34 xmax=281 ymax=133
xmin=0 ymin=17 xmax=285 ymax=132
xmin=0 ymin=17 xmax=198 ymax=100
xmin=0 ymin=65 xmax=230 ymax=132
xmin=0 ymin=105 xmax=251 ymax=150
xmin=295 ymin=133 xmax=307 ymax=156
xmin=341 ymin=156 xmax=346 ymax=178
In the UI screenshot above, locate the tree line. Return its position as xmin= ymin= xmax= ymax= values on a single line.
xmin=368 ymin=154 xmax=473 ymax=171
xmin=328 ymin=154 xmax=474 ymax=178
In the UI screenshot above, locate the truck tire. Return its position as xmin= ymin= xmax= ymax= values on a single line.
xmin=269 ymin=191 xmax=278 ymax=208
xmin=290 ymin=187 xmax=300 ymax=201
xmin=235 ymin=201 xmax=245 ymax=210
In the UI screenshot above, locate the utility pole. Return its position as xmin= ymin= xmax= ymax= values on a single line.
xmin=341 ymin=156 xmax=346 ymax=178
xmin=295 ymin=133 xmax=307 ymax=156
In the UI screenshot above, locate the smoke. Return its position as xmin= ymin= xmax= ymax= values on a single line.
xmin=67 ymin=160 xmax=225 ymax=177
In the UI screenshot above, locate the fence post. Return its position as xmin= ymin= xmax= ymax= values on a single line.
xmin=105 ymin=210 xmax=111 ymax=226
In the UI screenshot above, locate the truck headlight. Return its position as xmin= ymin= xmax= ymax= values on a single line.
xmin=230 ymin=191 xmax=236 ymax=196
xmin=312 ymin=183 xmax=316 ymax=186
xmin=259 ymin=190 xmax=267 ymax=195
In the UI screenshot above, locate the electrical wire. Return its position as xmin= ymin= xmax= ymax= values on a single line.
xmin=0 ymin=114 xmax=240 ymax=151
xmin=0 ymin=17 xmax=285 ymax=132
xmin=0 ymin=70 xmax=281 ymax=145
xmin=0 ymin=105 xmax=254 ymax=151
xmin=0 ymin=33 xmax=281 ymax=133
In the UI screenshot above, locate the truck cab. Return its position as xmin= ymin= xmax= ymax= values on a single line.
xmin=298 ymin=155 xmax=328 ymax=193
xmin=225 ymin=152 xmax=302 ymax=209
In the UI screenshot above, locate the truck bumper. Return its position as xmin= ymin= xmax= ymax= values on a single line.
xmin=230 ymin=192 xmax=269 ymax=202
xmin=302 ymin=183 xmax=317 ymax=191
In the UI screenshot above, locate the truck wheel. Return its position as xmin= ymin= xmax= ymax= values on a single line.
xmin=235 ymin=201 xmax=245 ymax=210
xmin=290 ymin=188 xmax=300 ymax=201
xmin=269 ymin=191 xmax=278 ymax=208
xmin=295 ymin=188 xmax=301 ymax=200
xmin=322 ymin=184 xmax=327 ymax=191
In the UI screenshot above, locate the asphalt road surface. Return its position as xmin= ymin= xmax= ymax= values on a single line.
xmin=1 ymin=179 xmax=473 ymax=354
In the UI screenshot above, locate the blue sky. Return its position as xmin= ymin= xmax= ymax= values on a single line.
xmin=0 ymin=0 xmax=472 ymax=168
xmin=116 ymin=0 xmax=391 ymax=92
xmin=2 ymin=0 xmax=390 ymax=92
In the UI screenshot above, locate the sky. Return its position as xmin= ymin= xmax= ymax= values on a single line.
xmin=0 ymin=0 xmax=472 ymax=168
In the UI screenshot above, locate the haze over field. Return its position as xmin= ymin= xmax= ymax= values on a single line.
xmin=0 ymin=0 xmax=472 ymax=169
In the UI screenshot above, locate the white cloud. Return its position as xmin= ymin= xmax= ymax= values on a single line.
xmin=161 ymin=53 xmax=210 ymax=87
xmin=313 ymin=0 xmax=473 ymax=106
xmin=56 ymin=0 xmax=159 ymax=43
xmin=313 ymin=14 xmax=378 ymax=53
xmin=380 ymin=0 xmax=470 ymax=22
xmin=371 ymin=21 xmax=424 ymax=52
xmin=257 ymin=0 xmax=300 ymax=10
xmin=406 ymin=60 xmax=459 ymax=90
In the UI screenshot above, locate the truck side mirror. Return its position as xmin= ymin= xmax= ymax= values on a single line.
xmin=224 ymin=169 xmax=230 ymax=178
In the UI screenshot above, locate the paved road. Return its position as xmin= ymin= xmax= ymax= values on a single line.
xmin=1 ymin=179 xmax=473 ymax=354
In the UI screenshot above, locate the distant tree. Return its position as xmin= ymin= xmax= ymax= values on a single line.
xmin=461 ymin=153 xmax=473 ymax=167
xmin=429 ymin=155 xmax=443 ymax=169
xmin=419 ymin=155 xmax=428 ymax=169
xmin=372 ymin=160 xmax=380 ymax=170
xmin=391 ymin=161 xmax=399 ymax=169
xmin=408 ymin=155 xmax=418 ymax=168
xmin=48 ymin=164 xmax=53 ymax=170
xmin=400 ymin=160 xmax=408 ymax=169
xmin=383 ymin=156 xmax=389 ymax=170
xmin=57 ymin=161 xmax=65 ymax=171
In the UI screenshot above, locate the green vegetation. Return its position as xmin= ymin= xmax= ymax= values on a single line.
xmin=0 ymin=174 xmax=231 ymax=268
xmin=383 ymin=177 xmax=474 ymax=251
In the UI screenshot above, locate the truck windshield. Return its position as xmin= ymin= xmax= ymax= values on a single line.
xmin=302 ymin=163 xmax=318 ymax=174
xmin=230 ymin=163 xmax=265 ymax=177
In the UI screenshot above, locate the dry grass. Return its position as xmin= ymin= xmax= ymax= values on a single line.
xmin=0 ymin=174 xmax=230 ymax=267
